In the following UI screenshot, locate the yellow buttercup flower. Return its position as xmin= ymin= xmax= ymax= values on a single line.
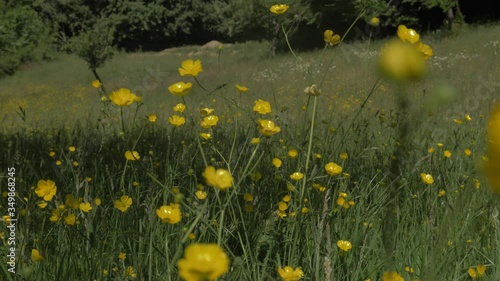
xmin=464 ymin=149 xmax=472 ymax=156
xmin=177 ymin=243 xmax=229 ymax=281
xmin=270 ymin=4 xmax=289 ymax=14
xmin=202 ymin=166 xmax=233 ymax=190
xmin=49 ymin=209 xmax=61 ymax=222
xmin=235 ymin=84 xmax=249 ymax=92
xmin=200 ymin=133 xmax=212 ymax=140
xmin=148 ymin=114 xmax=157 ymax=123
xmin=174 ymin=103 xmax=186 ymax=113
xmin=31 ymin=249 xmax=44 ymax=262
xmin=325 ymin=162 xmax=342 ymax=176
xmin=369 ymin=17 xmax=380 ymax=27
xmin=126 ymin=266 xmax=137 ymax=278
xmin=251 ymin=137 xmax=260 ymax=144
xmin=416 ymin=41 xmax=433 ymax=59
xmin=178 ymin=59 xmax=203 ymax=77
xmin=64 ymin=213 xmax=76 ymax=225
xmin=168 ymin=82 xmax=192 ymax=96
xmin=35 ymin=179 xmax=57 ymax=201
xmin=382 ymin=271 xmax=404 ymax=281
xmin=200 ymin=108 xmax=215 ymax=115
xmin=91 ymin=80 xmax=102 ymax=88
xmin=79 ymin=202 xmax=92 ymax=213
xmin=257 ymin=119 xmax=281 ymax=137
xmin=156 ymin=204 xmax=182 ymax=224
xmin=114 ymin=195 xmax=132 ymax=212
xmin=253 ymin=99 xmax=272 ymax=114
xmin=125 ymin=150 xmax=140 ymax=161
xmin=118 ymin=252 xmax=126 ymax=260
xmin=169 ymin=115 xmax=186 ymax=127
xmin=288 ymin=149 xmax=298 ymax=158
xmin=324 ymin=30 xmax=341 ymax=46
xmin=420 ymin=173 xmax=434 ymax=185
xmin=468 ymin=264 xmax=486 ymax=278
xmin=397 ymin=25 xmax=420 ymax=44
xmin=195 ymin=190 xmax=207 ymax=200
xmin=379 ymin=39 xmax=427 ymax=81
xmin=278 ymin=266 xmax=304 ymax=281
xmin=69 ymin=146 xmax=76 ymax=152
xmin=201 ymin=115 xmax=219 ymax=128
xmin=443 ymin=150 xmax=452 ymax=158
xmin=109 ymin=88 xmax=139 ymax=106
xmin=272 ymin=158 xmax=282 ymax=168
xmin=290 ymin=172 xmax=304 ymax=181
xmin=336 ymin=240 xmax=352 ymax=252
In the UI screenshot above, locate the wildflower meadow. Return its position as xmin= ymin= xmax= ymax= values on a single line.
xmin=1 ymin=3 xmax=500 ymax=281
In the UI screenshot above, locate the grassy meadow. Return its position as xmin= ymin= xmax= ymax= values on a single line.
xmin=1 ymin=22 xmax=500 ymax=281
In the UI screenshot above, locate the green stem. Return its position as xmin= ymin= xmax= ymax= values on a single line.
xmin=281 ymin=23 xmax=300 ymax=61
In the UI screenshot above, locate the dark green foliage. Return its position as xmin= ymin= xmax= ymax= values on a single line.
xmin=0 ymin=4 xmax=54 ymax=77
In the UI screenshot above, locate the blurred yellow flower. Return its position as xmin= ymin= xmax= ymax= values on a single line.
xmin=79 ymin=202 xmax=92 ymax=213
xmin=69 ymin=146 xmax=76 ymax=152
xmin=278 ymin=266 xmax=304 ymax=281
xmin=118 ymin=252 xmax=126 ymax=260
xmin=288 ymin=149 xmax=298 ymax=158
xmin=200 ymin=133 xmax=212 ymax=140
xmin=270 ymin=4 xmax=289 ymax=14
xmin=49 ymin=150 xmax=56 ymax=157
xmin=32 ymin=249 xmax=44 ymax=262
xmin=272 ymin=158 xmax=282 ymax=168
xmin=243 ymin=193 xmax=254 ymax=202
xmin=94 ymin=198 xmax=102 ymax=206
xmin=486 ymin=103 xmax=500 ymax=192
xmin=64 ymin=213 xmax=76 ymax=225
xmin=114 ymin=195 xmax=132 ymax=212
xmin=443 ymin=150 xmax=452 ymax=158
xmin=169 ymin=115 xmax=186 ymax=127
xmin=325 ymin=162 xmax=342 ymax=176
xmin=195 ymin=190 xmax=207 ymax=200
xmin=156 ymin=204 xmax=182 ymax=224
xmin=468 ymin=264 xmax=486 ymax=278
xmin=37 ymin=200 xmax=47 ymax=208
xmin=420 ymin=173 xmax=434 ymax=185
xmin=148 ymin=114 xmax=157 ymax=123
xmin=168 ymin=82 xmax=192 ymax=96
xmin=65 ymin=194 xmax=81 ymax=209
xmin=91 ymin=80 xmax=101 ymax=88
xmin=125 ymin=150 xmax=140 ymax=161
xmin=126 ymin=266 xmax=137 ymax=278
xmin=177 ymin=243 xmax=229 ymax=281
xmin=179 ymin=59 xmax=203 ymax=76
xmin=397 ymin=25 xmax=420 ymax=44
xmin=339 ymin=152 xmax=349 ymax=160
xmin=203 ymin=166 xmax=233 ymax=190
xmin=235 ymin=84 xmax=249 ymax=92
xmin=416 ymin=41 xmax=433 ymax=59
xmin=324 ymin=30 xmax=341 ymax=46
xmin=464 ymin=148 xmax=472 ymax=156
xmin=336 ymin=240 xmax=352 ymax=252
xmin=369 ymin=17 xmax=380 ymax=26
xmin=379 ymin=39 xmax=427 ymax=81
xmin=438 ymin=189 xmax=446 ymax=197
xmin=258 ymin=119 xmax=281 ymax=137
xmin=290 ymin=172 xmax=304 ymax=181
xmin=253 ymin=99 xmax=272 ymax=114
xmin=109 ymin=88 xmax=139 ymax=106
xmin=382 ymin=271 xmax=404 ymax=281
xmin=200 ymin=108 xmax=215 ymax=115
xmin=35 ymin=179 xmax=57 ymax=201
xmin=251 ymin=137 xmax=260 ymax=144
xmin=174 ymin=103 xmax=186 ymax=112
xmin=49 ymin=209 xmax=61 ymax=222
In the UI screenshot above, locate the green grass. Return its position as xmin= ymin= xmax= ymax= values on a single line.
xmin=0 ymin=23 xmax=500 ymax=281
